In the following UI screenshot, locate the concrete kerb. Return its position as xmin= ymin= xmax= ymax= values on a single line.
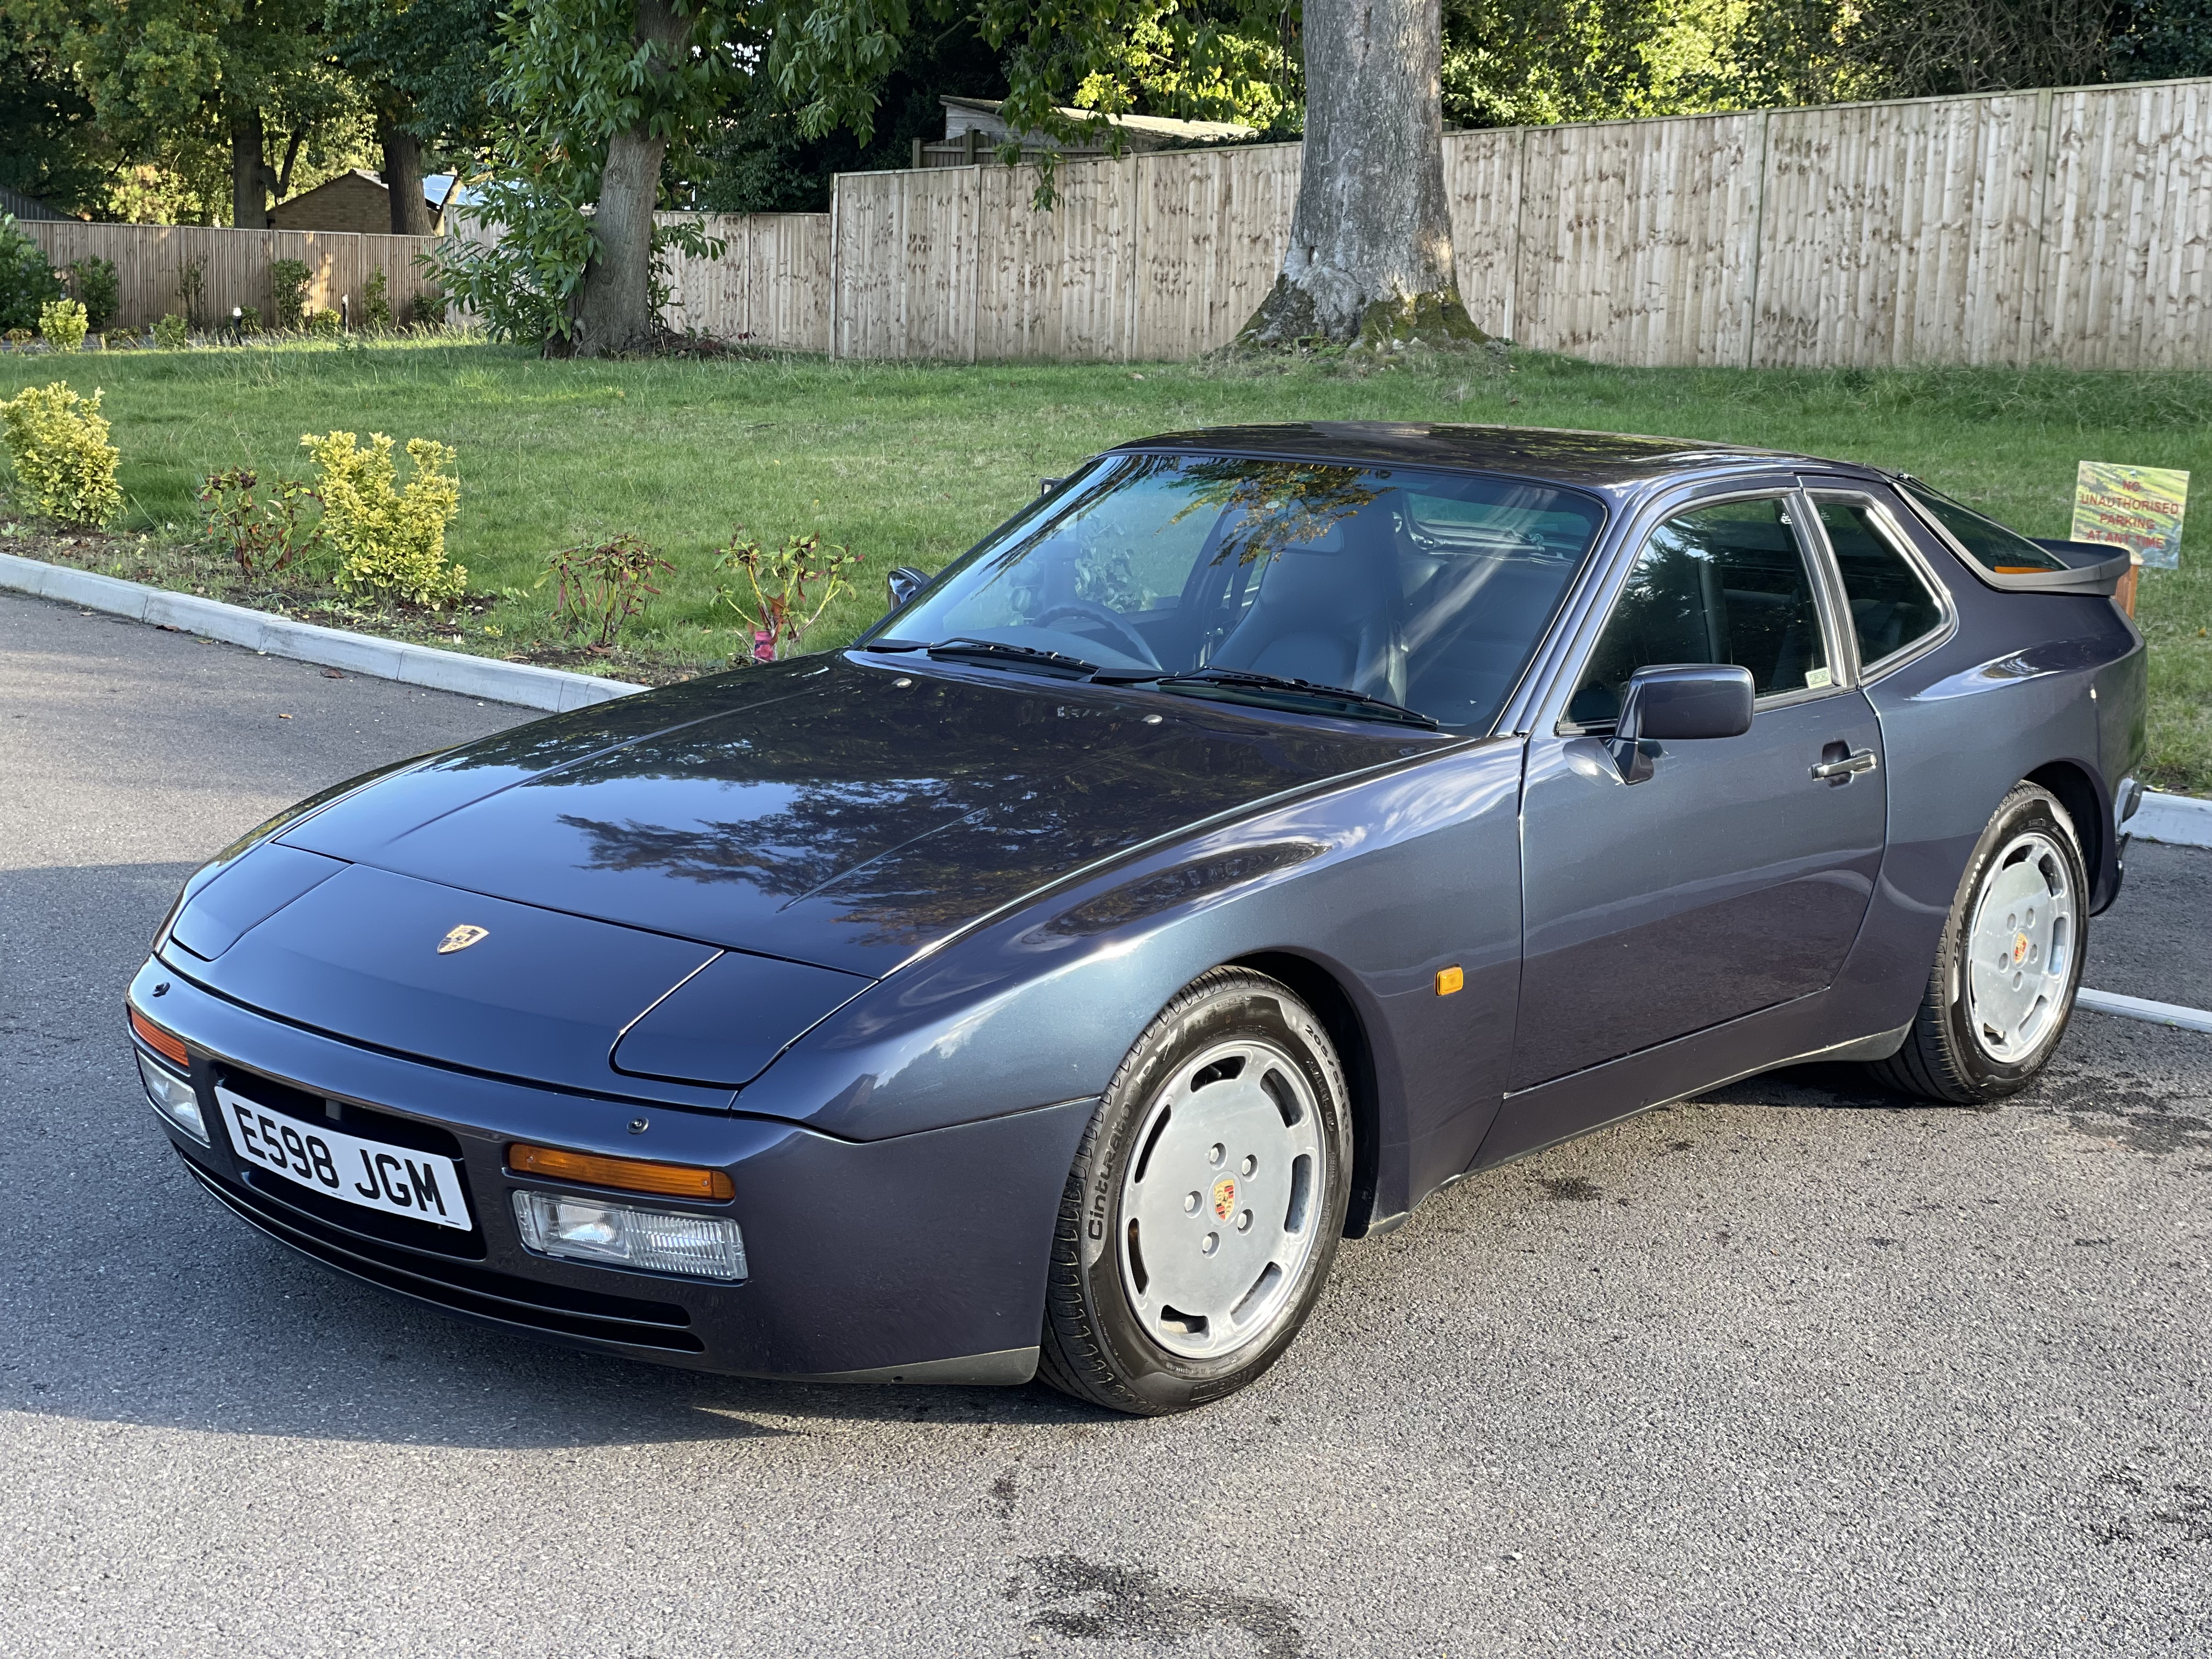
xmin=0 ymin=551 xmax=645 ymax=713
xmin=2129 ymin=788 xmax=2212 ymax=849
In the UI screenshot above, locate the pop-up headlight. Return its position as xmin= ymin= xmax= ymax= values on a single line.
xmin=511 ymin=1190 xmax=747 ymax=1282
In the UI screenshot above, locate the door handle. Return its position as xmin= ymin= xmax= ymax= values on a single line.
xmin=1812 ymin=747 xmax=1879 ymax=781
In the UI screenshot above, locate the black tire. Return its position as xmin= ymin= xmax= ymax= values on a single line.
xmin=1866 ymin=782 xmax=2087 ymax=1105
xmin=1037 ymin=967 xmax=1353 ymax=1415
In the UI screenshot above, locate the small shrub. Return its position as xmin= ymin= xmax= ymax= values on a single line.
xmin=198 ymin=467 xmax=322 ymax=575
xmin=175 ymin=255 xmax=207 ymax=326
xmin=0 ymin=215 xmax=62 ymax=332
xmin=268 ymin=258 xmax=311 ymax=329
xmin=1 ymin=381 xmax=123 ymax=526
xmin=65 ymin=257 xmax=119 ymax=332
xmin=238 ymin=304 xmax=262 ymax=332
xmin=153 ymin=313 xmax=190 ymax=350
xmin=361 ymin=268 xmax=394 ymax=330
xmin=544 ymin=535 xmax=674 ymax=647
xmin=39 ymin=298 xmax=88 ymax=353
xmin=305 ymin=307 xmax=342 ymax=337
xmin=301 ymin=430 xmax=465 ymax=607
xmin=3 ymin=327 xmax=31 ymax=352
xmin=715 ymin=527 xmax=863 ymax=662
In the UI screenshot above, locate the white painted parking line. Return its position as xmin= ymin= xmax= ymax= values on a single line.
xmin=2076 ymin=987 xmax=2212 ymax=1034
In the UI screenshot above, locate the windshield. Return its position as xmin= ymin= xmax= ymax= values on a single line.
xmin=875 ymin=453 xmax=1606 ymax=730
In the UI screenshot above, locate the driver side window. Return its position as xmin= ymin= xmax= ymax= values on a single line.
xmin=1567 ymin=496 xmax=1833 ymax=728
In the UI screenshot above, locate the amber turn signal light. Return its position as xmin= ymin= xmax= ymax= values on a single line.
xmin=507 ymin=1142 xmax=735 ymax=1200
xmin=1434 ymin=966 xmax=1465 ymax=996
xmin=129 ymin=1006 xmax=191 ymax=1068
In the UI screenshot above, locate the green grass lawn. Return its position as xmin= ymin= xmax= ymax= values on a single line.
xmin=5 ymin=337 xmax=2209 ymax=789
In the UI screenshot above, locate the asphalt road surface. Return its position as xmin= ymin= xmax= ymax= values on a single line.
xmin=4 ymin=589 xmax=2207 ymax=1658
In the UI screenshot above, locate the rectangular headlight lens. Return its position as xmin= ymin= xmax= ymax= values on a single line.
xmin=511 ymin=1189 xmax=747 ymax=1282
xmin=137 ymin=1052 xmax=209 ymax=1145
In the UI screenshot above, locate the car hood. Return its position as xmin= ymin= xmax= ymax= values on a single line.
xmin=277 ymin=656 xmax=1417 ymax=977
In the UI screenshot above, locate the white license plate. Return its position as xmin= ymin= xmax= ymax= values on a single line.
xmin=215 ymin=1086 xmax=473 ymax=1231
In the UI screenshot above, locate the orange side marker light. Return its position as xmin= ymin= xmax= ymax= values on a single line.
xmin=129 ymin=1006 xmax=191 ymax=1068
xmin=1435 ymin=966 xmax=1465 ymax=996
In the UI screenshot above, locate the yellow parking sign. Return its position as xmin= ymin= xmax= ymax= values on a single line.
xmin=2072 ymin=461 xmax=2190 ymax=568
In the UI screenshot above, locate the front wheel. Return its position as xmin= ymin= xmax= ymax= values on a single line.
xmin=1037 ymin=968 xmax=1352 ymax=1415
xmin=1867 ymin=782 xmax=2087 ymax=1105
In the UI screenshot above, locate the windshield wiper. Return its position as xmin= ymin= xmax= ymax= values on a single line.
xmin=919 ymin=636 xmax=1102 ymax=678
xmin=1104 ymin=667 xmax=1440 ymax=730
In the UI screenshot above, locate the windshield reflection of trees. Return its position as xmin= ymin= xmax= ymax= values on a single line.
xmin=540 ymin=669 xmax=1389 ymax=950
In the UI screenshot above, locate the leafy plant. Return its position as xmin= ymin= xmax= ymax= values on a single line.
xmin=1 ymin=381 xmax=123 ymax=526
xmin=66 ymin=257 xmax=120 ymax=332
xmin=361 ymin=268 xmax=394 ymax=330
xmin=238 ymin=304 xmax=262 ymax=332
xmin=0 ymin=215 xmax=63 ymax=332
xmin=152 ymin=312 xmax=190 ymax=349
xmin=38 ymin=298 xmax=88 ymax=352
xmin=544 ymin=534 xmax=674 ymax=647
xmin=174 ymin=255 xmax=207 ymax=326
xmin=268 ymin=258 xmax=311 ymax=330
xmin=197 ymin=467 xmax=323 ymax=575
xmin=306 ymin=307 xmax=342 ymax=337
xmin=300 ymin=430 xmax=465 ymax=607
xmin=714 ymin=527 xmax=862 ymax=662
xmin=2 ymin=328 xmax=31 ymax=351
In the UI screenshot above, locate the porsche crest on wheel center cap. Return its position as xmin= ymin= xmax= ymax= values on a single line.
xmin=1211 ymin=1176 xmax=1237 ymax=1221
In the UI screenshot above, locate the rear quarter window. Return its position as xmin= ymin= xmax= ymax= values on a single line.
xmin=1899 ymin=481 xmax=2068 ymax=574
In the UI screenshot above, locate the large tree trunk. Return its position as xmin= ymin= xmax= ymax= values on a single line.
xmin=380 ymin=122 xmax=434 ymax=236
xmin=570 ymin=0 xmax=688 ymax=357
xmin=1239 ymin=0 xmax=1482 ymax=349
xmin=230 ymin=112 xmax=273 ymax=230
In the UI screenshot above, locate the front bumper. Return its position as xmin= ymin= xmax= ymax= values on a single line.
xmin=129 ymin=959 xmax=1093 ymax=1384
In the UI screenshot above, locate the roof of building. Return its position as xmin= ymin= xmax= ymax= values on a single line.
xmin=940 ymin=95 xmax=1256 ymax=149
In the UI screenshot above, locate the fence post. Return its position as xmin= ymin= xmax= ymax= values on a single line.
xmin=1506 ymin=126 xmax=1527 ymax=345
xmin=2023 ymin=86 xmax=2056 ymax=365
xmin=1742 ymin=108 xmax=1773 ymax=370
xmin=828 ymin=176 xmax=843 ymax=360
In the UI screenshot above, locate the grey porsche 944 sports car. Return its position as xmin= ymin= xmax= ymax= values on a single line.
xmin=129 ymin=424 xmax=2143 ymax=1414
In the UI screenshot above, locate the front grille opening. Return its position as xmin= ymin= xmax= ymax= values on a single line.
xmin=210 ymin=1062 xmax=484 ymax=1259
xmin=188 ymin=1159 xmax=702 ymax=1352
xmin=213 ymin=1064 xmax=465 ymax=1159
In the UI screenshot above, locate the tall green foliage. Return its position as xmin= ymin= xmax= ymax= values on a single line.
xmin=0 ymin=216 xmax=63 ymax=333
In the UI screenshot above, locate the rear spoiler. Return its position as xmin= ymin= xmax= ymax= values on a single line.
xmin=2007 ymin=539 xmax=2135 ymax=597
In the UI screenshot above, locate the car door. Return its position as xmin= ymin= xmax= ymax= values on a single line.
xmin=1509 ymin=486 xmax=1888 ymax=1092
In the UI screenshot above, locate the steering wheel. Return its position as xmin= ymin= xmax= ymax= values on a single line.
xmin=1034 ymin=601 xmax=1160 ymax=668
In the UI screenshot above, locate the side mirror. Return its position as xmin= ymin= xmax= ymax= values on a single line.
xmin=1611 ymin=663 xmax=1753 ymax=783
xmin=884 ymin=566 xmax=928 ymax=612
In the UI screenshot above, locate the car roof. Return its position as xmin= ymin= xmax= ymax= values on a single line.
xmin=1107 ymin=422 xmax=1881 ymax=493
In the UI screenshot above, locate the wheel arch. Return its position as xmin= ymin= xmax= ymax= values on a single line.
xmin=2025 ymin=759 xmax=2115 ymax=913
xmin=1226 ymin=949 xmax=1385 ymax=1239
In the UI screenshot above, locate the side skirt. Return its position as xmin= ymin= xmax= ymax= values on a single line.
xmin=1472 ymin=994 xmax=1917 ymax=1172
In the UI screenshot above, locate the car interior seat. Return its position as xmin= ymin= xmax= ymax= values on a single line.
xmin=1208 ymin=512 xmax=1408 ymax=702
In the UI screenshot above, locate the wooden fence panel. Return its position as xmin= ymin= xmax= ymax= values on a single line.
xmin=1130 ymin=144 xmax=1299 ymax=358
xmin=659 ymin=213 xmax=828 ymax=350
xmin=20 ymin=222 xmax=441 ymax=332
xmin=1510 ymin=112 xmax=1760 ymax=368
xmin=1442 ymin=129 xmax=1522 ymax=339
xmin=2038 ymin=80 xmax=2212 ymax=369
xmin=1754 ymin=94 xmax=2042 ymax=368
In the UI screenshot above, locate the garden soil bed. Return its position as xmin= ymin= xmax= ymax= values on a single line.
xmin=0 ymin=516 xmax=721 ymax=690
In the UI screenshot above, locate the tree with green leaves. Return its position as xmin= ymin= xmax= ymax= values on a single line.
xmin=326 ymin=0 xmax=502 ymax=234
xmin=8 ymin=0 xmax=349 ymax=228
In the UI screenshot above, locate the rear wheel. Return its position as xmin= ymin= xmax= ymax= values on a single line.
xmin=1037 ymin=968 xmax=1352 ymax=1415
xmin=1867 ymin=782 xmax=2086 ymax=1104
